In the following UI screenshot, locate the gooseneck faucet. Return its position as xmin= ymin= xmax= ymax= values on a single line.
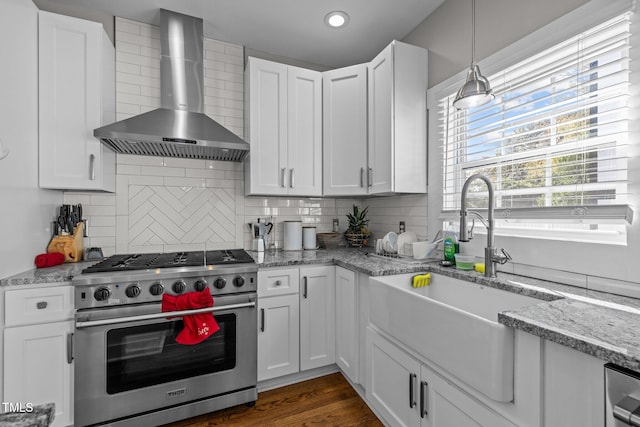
xmin=459 ymin=174 xmax=511 ymax=278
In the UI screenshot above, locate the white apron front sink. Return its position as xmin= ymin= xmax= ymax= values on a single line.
xmin=369 ymin=272 xmax=540 ymax=402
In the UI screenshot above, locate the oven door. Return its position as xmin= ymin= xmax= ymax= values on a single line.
xmin=74 ymin=293 xmax=257 ymax=427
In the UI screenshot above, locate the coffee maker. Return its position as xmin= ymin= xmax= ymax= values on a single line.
xmin=248 ymin=219 xmax=273 ymax=252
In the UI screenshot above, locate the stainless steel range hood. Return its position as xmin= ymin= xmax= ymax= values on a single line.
xmin=94 ymin=9 xmax=249 ymax=161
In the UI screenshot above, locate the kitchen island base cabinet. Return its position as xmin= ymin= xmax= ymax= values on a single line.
xmin=366 ymin=328 xmax=517 ymax=427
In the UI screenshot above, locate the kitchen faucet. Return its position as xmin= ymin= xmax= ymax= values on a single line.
xmin=459 ymin=174 xmax=511 ymax=278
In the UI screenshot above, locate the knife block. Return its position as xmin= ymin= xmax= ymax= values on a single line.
xmin=47 ymin=221 xmax=84 ymax=262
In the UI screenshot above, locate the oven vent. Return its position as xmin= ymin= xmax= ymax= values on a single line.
xmin=101 ymin=138 xmax=246 ymax=162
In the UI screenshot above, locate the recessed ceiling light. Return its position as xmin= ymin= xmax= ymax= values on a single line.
xmin=324 ymin=11 xmax=350 ymax=28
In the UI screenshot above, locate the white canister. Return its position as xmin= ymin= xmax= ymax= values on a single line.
xmin=283 ymin=221 xmax=302 ymax=250
xmin=302 ymin=226 xmax=317 ymax=250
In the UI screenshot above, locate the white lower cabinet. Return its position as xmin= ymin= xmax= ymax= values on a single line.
xmin=543 ymin=340 xmax=604 ymax=427
xmin=300 ymin=266 xmax=335 ymax=371
xmin=367 ymin=328 xmax=516 ymax=427
xmin=335 ymin=266 xmax=359 ymax=382
xmin=258 ymin=293 xmax=300 ymax=381
xmin=3 ymin=285 xmax=74 ymax=427
xmin=257 ymin=266 xmax=335 ymax=382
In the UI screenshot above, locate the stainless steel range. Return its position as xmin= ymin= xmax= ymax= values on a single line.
xmin=72 ymin=249 xmax=258 ymax=427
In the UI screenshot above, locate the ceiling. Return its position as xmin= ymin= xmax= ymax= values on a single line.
xmin=44 ymin=0 xmax=446 ymax=68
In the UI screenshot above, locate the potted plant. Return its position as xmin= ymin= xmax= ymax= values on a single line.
xmin=344 ymin=205 xmax=371 ymax=247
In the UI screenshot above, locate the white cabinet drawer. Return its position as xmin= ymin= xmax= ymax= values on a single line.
xmin=258 ymin=268 xmax=299 ymax=297
xmin=5 ymin=286 xmax=74 ymax=326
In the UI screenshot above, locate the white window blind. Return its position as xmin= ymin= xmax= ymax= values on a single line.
xmin=439 ymin=13 xmax=633 ymax=236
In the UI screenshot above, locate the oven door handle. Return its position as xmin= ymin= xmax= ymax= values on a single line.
xmin=75 ymin=301 xmax=256 ymax=328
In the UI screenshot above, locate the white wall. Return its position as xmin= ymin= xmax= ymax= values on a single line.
xmin=0 ymin=0 xmax=62 ymax=279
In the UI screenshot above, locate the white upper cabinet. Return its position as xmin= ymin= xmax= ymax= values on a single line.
xmin=245 ymin=57 xmax=322 ymax=196
xmin=322 ymin=64 xmax=369 ymax=196
xmin=38 ymin=11 xmax=115 ymax=192
xmin=322 ymin=40 xmax=428 ymax=196
xmin=368 ymin=41 xmax=428 ymax=194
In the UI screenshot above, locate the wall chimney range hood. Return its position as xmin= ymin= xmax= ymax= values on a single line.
xmin=94 ymin=9 xmax=249 ymax=161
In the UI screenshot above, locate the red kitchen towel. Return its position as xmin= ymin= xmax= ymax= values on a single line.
xmin=34 ymin=253 xmax=65 ymax=268
xmin=161 ymin=289 xmax=220 ymax=345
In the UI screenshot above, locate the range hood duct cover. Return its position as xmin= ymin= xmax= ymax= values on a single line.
xmin=94 ymin=9 xmax=249 ymax=161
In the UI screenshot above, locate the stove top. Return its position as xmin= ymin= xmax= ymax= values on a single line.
xmin=83 ymin=249 xmax=254 ymax=273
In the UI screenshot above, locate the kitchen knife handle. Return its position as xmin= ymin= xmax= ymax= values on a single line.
xmin=360 ymin=168 xmax=364 ymax=187
xmin=281 ymin=168 xmax=286 ymax=188
xmin=409 ymin=373 xmax=417 ymax=408
xmin=420 ymin=380 xmax=428 ymax=418
xmin=290 ymin=168 xmax=295 ymax=188
xmin=368 ymin=168 xmax=373 ymax=187
xmin=67 ymin=333 xmax=74 ymax=364
xmin=89 ymin=154 xmax=96 ymax=181
xmin=260 ymin=308 xmax=265 ymax=332
xmin=303 ymin=276 xmax=308 ymax=299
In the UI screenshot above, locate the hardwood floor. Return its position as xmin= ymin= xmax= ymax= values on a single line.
xmin=161 ymin=373 xmax=383 ymax=426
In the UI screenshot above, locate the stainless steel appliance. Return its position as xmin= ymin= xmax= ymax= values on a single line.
xmin=72 ymin=249 xmax=258 ymax=427
xmin=94 ymin=9 xmax=250 ymax=161
xmin=606 ymin=363 xmax=640 ymax=426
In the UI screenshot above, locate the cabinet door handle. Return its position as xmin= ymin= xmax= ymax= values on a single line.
xmin=303 ymin=276 xmax=308 ymax=299
xmin=36 ymin=301 xmax=48 ymax=310
xmin=368 ymin=167 xmax=373 ymax=187
xmin=260 ymin=308 xmax=265 ymax=332
xmin=290 ymin=168 xmax=295 ymax=188
xmin=274 ymin=280 xmax=281 ymax=287
xmin=67 ymin=333 xmax=74 ymax=364
xmin=420 ymin=380 xmax=428 ymax=418
xmin=360 ymin=167 xmax=364 ymax=187
xmin=89 ymin=154 xmax=96 ymax=181
xmin=281 ymin=168 xmax=286 ymax=188
xmin=409 ymin=373 xmax=417 ymax=409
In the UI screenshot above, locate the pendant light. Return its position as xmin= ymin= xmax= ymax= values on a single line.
xmin=453 ymin=0 xmax=494 ymax=110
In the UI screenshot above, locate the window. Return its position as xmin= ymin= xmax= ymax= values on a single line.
xmin=439 ymin=13 xmax=632 ymax=243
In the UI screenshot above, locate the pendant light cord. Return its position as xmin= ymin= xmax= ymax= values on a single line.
xmin=471 ymin=0 xmax=476 ymax=66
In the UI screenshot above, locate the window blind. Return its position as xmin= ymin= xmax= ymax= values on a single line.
xmin=439 ymin=13 xmax=632 ymax=227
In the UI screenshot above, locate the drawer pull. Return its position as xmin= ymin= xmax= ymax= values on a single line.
xmin=36 ymin=301 xmax=48 ymax=310
xmin=274 ymin=280 xmax=281 ymax=287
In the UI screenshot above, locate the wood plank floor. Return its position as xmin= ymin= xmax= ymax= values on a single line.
xmin=161 ymin=373 xmax=383 ymax=426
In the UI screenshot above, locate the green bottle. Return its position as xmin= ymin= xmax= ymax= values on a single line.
xmin=443 ymin=222 xmax=459 ymax=263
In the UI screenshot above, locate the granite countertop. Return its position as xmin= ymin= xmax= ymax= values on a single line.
xmin=0 ymin=403 xmax=55 ymax=427
xmin=3 ymin=248 xmax=640 ymax=373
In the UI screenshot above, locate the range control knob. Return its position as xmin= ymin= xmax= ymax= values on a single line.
xmin=213 ymin=278 xmax=227 ymax=289
xmin=94 ymin=287 xmax=111 ymax=302
xmin=149 ymin=282 xmax=164 ymax=296
xmin=172 ymin=280 xmax=187 ymax=294
xmin=125 ymin=285 xmax=141 ymax=298
xmin=194 ymin=279 xmax=208 ymax=292
xmin=233 ymin=276 xmax=245 ymax=287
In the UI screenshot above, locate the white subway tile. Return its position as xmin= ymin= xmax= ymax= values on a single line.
xmin=207 ymin=51 xmax=243 ymax=65
xmin=224 ymin=44 xmax=243 ymax=57
xmin=204 ymin=59 xmax=226 ymax=72
xmin=587 ymin=276 xmax=640 ymax=299
xmin=115 ymin=19 xmax=140 ymax=35
xmin=203 ymin=77 xmax=226 ymax=90
xmin=63 ymin=193 xmax=92 ymax=205
xmin=83 ymin=205 xmax=116 ymax=217
xmin=163 ymin=158 xmax=206 ymax=169
xmin=116 ymin=61 xmax=141 ymax=75
xmin=140 ymin=46 xmax=161 ymax=60
xmin=90 ymin=194 xmax=116 ymax=206
xmin=225 ymin=81 xmax=244 ymax=92
xmin=117 ymin=164 xmax=141 ymax=176
xmin=116 ymin=31 xmax=156 ymax=49
xmin=139 ymin=166 xmax=186 ymax=177
xmin=116 ymin=102 xmax=141 ymax=115
xmin=117 ymin=154 xmax=164 ymax=166
xmin=127 ymin=175 xmax=165 ymax=186
xmin=118 ymin=51 xmax=159 ymax=68
xmin=116 ymin=41 xmax=141 ymax=55
xmin=140 ymin=65 xmax=161 ymax=78
xmin=205 ymin=178 xmax=235 ymax=189
xmin=88 ymin=226 xmax=116 ymax=238
xmin=139 ymin=24 xmax=160 ymax=39
xmin=163 ymin=177 xmax=206 ymax=187
xmin=87 ymin=216 xmax=116 ymax=227
xmin=186 ymin=168 xmax=225 ymax=179
xmin=116 ymin=113 xmax=135 ymax=121
xmin=204 ymin=95 xmax=226 ymax=108
xmin=117 ymin=82 xmax=141 ymax=95
xmin=204 ymin=40 xmax=226 ymax=54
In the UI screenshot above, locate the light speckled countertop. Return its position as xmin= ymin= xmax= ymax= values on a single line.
xmin=3 ymin=248 xmax=640 ymax=372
